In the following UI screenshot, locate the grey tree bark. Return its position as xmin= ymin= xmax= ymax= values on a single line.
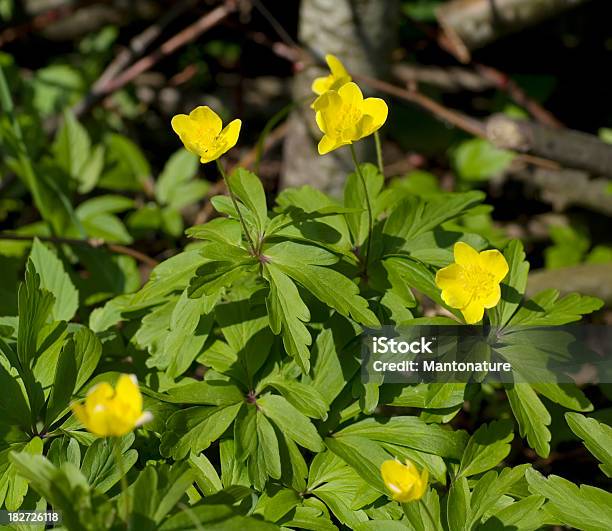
xmin=281 ymin=0 xmax=399 ymax=196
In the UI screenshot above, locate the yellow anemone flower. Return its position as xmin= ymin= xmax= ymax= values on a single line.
xmin=171 ymin=106 xmax=241 ymax=164
xmin=435 ymin=242 xmax=509 ymax=324
xmin=311 ymin=54 xmax=352 ymax=96
xmin=381 ymin=459 xmax=429 ymax=503
xmin=313 ymin=82 xmax=388 ymax=155
xmin=72 ymin=374 xmax=152 ymax=437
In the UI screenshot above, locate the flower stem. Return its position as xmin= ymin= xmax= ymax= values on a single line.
xmin=112 ymin=437 xmax=130 ymax=527
xmin=215 ymin=158 xmax=257 ymax=255
xmin=349 ymin=144 xmax=373 ymax=272
xmin=373 ymin=130 xmax=384 ymax=176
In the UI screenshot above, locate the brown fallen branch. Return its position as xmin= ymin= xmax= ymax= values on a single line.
xmin=513 ymin=168 xmax=612 ymax=216
xmin=436 ymin=0 xmax=590 ymax=63
xmin=392 ymin=63 xmax=496 ymax=93
xmin=0 ymin=233 xmax=158 ymax=267
xmin=72 ymin=1 xmax=236 ymax=118
xmin=527 ymin=263 xmax=612 ymax=305
xmin=486 ymin=114 xmax=612 ymax=178
xmin=72 ymin=0 xmax=198 ymax=117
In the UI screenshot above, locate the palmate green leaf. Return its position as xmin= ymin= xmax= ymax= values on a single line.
xmin=258 ymin=394 xmax=324 ymax=452
xmin=155 ymin=149 xmax=199 ymax=205
xmin=256 ymin=412 xmax=281 ymax=479
xmin=566 ymin=412 xmax=612 ymax=477
xmin=228 ymin=168 xmax=269 ymax=233
xmin=490 ymin=239 xmax=529 ymax=328
xmin=159 ymin=502 xmax=278 ymax=531
xmin=52 ymin=109 xmax=90 ymax=181
xmin=265 ymin=241 xmax=379 ymax=328
xmin=189 ymin=453 xmax=223 ymax=496
xmin=161 ymin=402 xmax=243 ymax=460
xmin=467 ymin=465 xmax=530 ymax=528
xmin=334 ymin=416 xmax=467 ymax=459
xmin=46 ymin=338 xmax=78 ymax=425
xmin=505 ymin=383 xmax=551 ymax=458
xmin=265 ymin=263 xmax=311 ymax=373
xmin=254 ymin=485 xmax=301 ymax=523
xmin=17 ymin=261 xmax=55 ymax=369
xmin=150 ymin=379 xmax=244 ymax=406
xmin=479 ymin=494 xmax=549 ymax=531
xmin=325 ymin=435 xmax=388 ymax=494
xmin=530 ymin=382 xmax=592 ymax=412
xmin=0 ymin=437 xmax=43 ymax=511
xmin=526 ymin=468 xmax=612 ymax=531
xmin=0 ymin=346 xmax=31 ymax=426
xmin=509 ymin=289 xmax=603 ymax=327
xmin=9 ymin=451 xmax=116 ymax=530
xmin=29 ymin=239 xmax=78 ymax=322
xmin=186 ymin=218 xmax=242 ymax=246
xmin=344 ymin=163 xmax=384 ymax=247
xmin=447 ymin=476 xmax=470 ymax=531
xmin=81 ymin=434 xmax=138 ymax=493
xmin=262 ymin=378 xmax=328 ymax=420
xmin=188 ymin=260 xmax=256 ymax=299
xmin=101 ymin=133 xmax=151 ymax=191
xmin=458 ymin=419 xmax=513 ymax=478
xmin=76 ymin=195 xmax=134 ymax=244
xmin=383 ymin=190 xmax=484 ymax=244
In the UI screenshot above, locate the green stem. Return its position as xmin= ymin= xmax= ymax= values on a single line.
xmin=349 ymin=144 xmax=373 ymax=272
xmin=216 ymin=158 xmax=257 ymax=255
xmin=373 ymin=130 xmax=384 ymax=176
xmin=112 ymin=437 xmax=130 ymax=527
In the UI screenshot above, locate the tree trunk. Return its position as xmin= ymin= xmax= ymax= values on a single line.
xmin=281 ymin=0 xmax=399 ymax=196
xmin=437 ymin=0 xmax=590 ymax=62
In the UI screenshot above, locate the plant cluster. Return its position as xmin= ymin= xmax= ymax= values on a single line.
xmin=0 ymin=54 xmax=610 ymax=531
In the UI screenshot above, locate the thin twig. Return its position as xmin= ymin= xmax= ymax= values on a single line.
xmin=72 ymin=1 xmax=236 ymax=117
xmin=0 ymin=233 xmax=159 ymax=267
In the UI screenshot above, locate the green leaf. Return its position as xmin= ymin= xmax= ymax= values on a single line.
xmin=505 ymin=383 xmax=551 ymax=457
xmin=72 ymin=327 xmax=103 ymax=392
xmin=46 ymin=338 xmax=78 ymax=425
xmin=492 ymin=239 xmax=529 ymax=328
xmin=257 ymin=412 xmax=281 ymax=479
xmin=526 ymin=468 xmax=612 ymax=531
xmin=29 ymin=238 xmax=78 ymax=322
xmin=101 ymin=133 xmax=151 ymax=191
xmin=161 ymin=402 xmax=243 ymax=460
xmin=447 ymin=476 xmax=470 ymax=531
xmin=325 ymin=435 xmax=388 ymax=493
xmin=52 ymin=109 xmax=90 ymax=180
xmin=156 ymin=149 xmax=199 ymax=205
xmin=334 ymin=416 xmax=467 ymax=459
xmin=263 ymin=378 xmax=328 ymax=420
xmin=2 ymin=437 xmax=43 ymax=511
xmin=479 ymin=494 xmax=548 ymax=531
xmin=344 ymin=163 xmax=383 ymax=246
xmin=258 ymin=394 xmax=324 ymax=452
xmin=265 ymin=263 xmax=311 ymax=373
xmin=189 ymin=453 xmax=223 ymax=496
xmin=452 ymin=138 xmax=515 ymax=181
xmin=566 ymin=412 xmax=612 ymax=477
xmin=468 ymin=465 xmax=530 ymax=528
xmin=81 ymin=434 xmax=138 ymax=493
xmin=458 ymin=419 xmax=513 ymax=477
xmin=510 ymin=290 xmax=603 ymax=326
xmin=228 ymin=168 xmax=268 ymax=232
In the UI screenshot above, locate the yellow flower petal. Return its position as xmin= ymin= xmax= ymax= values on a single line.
xmin=362 ymin=97 xmax=388 ymax=134
xmin=318 ymin=134 xmax=347 ymax=155
xmin=326 ymin=54 xmax=348 ymax=78
xmin=478 ymin=249 xmax=509 ymax=282
xmin=381 ymin=459 xmax=428 ymax=503
xmin=189 ymin=106 xmax=222 ymax=136
xmin=338 ymin=81 xmax=363 ymax=105
xmin=312 ymin=76 xmax=333 ymax=96
xmin=219 ymin=119 xmax=242 ymax=152
xmin=454 ymin=241 xmax=480 ymax=266
xmin=481 ymin=282 xmax=501 ymax=309
xmin=461 ymin=299 xmax=485 ymax=324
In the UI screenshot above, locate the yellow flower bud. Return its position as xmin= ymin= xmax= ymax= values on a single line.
xmin=171 ymin=106 xmax=241 ymax=164
xmin=311 ymin=54 xmax=352 ymax=96
xmin=71 ymin=374 xmax=152 ymax=437
xmin=435 ymin=242 xmax=509 ymax=324
xmin=381 ymin=459 xmax=429 ymax=503
xmin=313 ymin=82 xmax=388 ymax=155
